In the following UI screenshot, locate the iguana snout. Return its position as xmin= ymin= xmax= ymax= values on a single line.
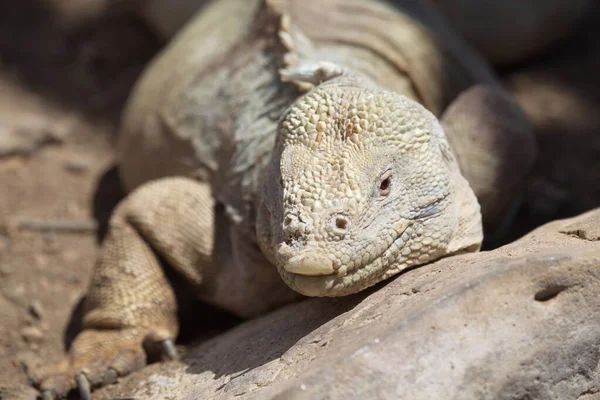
xmin=276 ymin=209 xmax=351 ymax=276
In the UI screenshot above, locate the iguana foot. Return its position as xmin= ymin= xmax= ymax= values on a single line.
xmin=33 ymin=177 xmax=216 ymax=398
xmin=33 ymin=329 xmax=177 ymax=399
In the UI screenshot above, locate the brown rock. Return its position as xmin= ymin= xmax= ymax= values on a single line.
xmin=20 ymin=326 xmax=44 ymax=344
xmin=97 ymin=208 xmax=600 ymax=400
xmin=28 ymin=300 xmax=44 ymax=320
xmin=0 ymin=116 xmax=66 ymax=158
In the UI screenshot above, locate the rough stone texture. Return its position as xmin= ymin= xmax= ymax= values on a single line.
xmin=96 ymin=208 xmax=600 ymax=400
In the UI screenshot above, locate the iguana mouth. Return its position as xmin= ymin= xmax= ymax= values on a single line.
xmin=279 ymin=219 xmax=410 ymax=279
xmin=279 ymin=195 xmax=450 ymax=294
xmin=282 ymin=251 xmax=336 ymax=276
xmin=339 ymin=221 xmax=412 ymax=277
xmin=333 ymin=194 xmax=450 ymax=278
xmin=342 ymin=196 xmax=449 ymax=274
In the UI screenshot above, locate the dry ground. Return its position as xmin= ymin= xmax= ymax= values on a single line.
xmin=0 ymin=2 xmax=159 ymax=398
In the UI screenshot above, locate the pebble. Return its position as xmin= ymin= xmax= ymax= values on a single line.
xmin=20 ymin=326 xmax=44 ymax=343
xmin=29 ymin=300 xmax=44 ymax=320
xmin=0 ymin=234 xmax=10 ymax=252
xmin=63 ymin=157 xmax=90 ymax=174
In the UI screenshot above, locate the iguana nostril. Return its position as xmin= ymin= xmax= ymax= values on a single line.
xmin=335 ymin=216 xmax=348 ymax=230
xmin=283 ymin=216 xmax=293 ymax=227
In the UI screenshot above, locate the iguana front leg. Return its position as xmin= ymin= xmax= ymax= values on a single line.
xmin=33 ymin=177 xmax=216 ymax=399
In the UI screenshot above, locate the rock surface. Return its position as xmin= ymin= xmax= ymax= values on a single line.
xmin=96 ymin=208 xmax=600 ymax=400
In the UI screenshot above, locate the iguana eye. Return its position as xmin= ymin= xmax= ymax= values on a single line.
xmin=378 ymin=170 xmax=392 ymax=196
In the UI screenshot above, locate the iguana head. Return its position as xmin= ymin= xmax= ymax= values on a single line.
xmin=257 ymin=84 xmax=482 ymax=297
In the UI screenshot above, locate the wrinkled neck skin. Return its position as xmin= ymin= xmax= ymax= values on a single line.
xmin=256 ymin=70 xmax=482 ymax=297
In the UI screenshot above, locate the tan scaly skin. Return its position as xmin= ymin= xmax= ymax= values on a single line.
xmin=257 ymin=71 xmax=482 ymax=296
xmin=32 ymin=0 xmax=536 ymax=398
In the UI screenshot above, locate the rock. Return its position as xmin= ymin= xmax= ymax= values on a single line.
xmin=97 ymin=208 xmax=600 ymax=400
xmin=62 ymin=157 xmax=91 ymax=174
xmin=0 ymin=234 xmax=10 ymax=255
xmin=20 ymin=326 xmax=44 ymax=344
xmin=28 ymin=301 xmax=44 ymax=320
xmin=0 ymin=116 xmax=66 ymax=158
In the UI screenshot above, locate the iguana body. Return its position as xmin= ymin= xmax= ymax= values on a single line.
xmin=36 ymin=0 xmax=536 ymax=397
xmin=135 ymin=0 xmax=591 ymax=65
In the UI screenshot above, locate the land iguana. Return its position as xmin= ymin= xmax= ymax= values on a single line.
xmin=34 ymin=0 xmax=537 ymax=397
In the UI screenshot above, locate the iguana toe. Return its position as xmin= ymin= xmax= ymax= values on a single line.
xmin=75 ymin=373 xmax=91 ymax=400
xmin=161 ymin=339 xmax=179 ymax=360
xmin=41 ymin=390 xmax=54 ymax=400
xmin=33 ymin=328 xmax=170 ymax=398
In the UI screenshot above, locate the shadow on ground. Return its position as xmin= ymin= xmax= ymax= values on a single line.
xmin=0 ymin=0 xmax=160 ymax=126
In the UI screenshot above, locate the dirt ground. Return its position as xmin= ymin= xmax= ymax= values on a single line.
xmin=0 ymin=1 xmax=599 ymax=399
xmin=0 ymin=1 xmax=160 ymax=398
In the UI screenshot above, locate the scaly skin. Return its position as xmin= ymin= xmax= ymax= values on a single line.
xmin=33 ymin=0 xmax=535 ymax=397
xmin=257 ymin=77 xmax=481 ymax=296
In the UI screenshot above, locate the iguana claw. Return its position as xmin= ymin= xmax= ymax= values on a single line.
xmin=162 ymin=339 xmax=179 ymax=360
xmin=103 ymin=368 xmax=118 ymax=385
xmin=76 ymin=373 xmax=91 ymax=400
xmin=41 ymin=390 xmax=54 ymax=400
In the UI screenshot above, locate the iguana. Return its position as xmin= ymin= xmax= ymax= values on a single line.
xmin=34 ymin=0 xmax=537 ymax=398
